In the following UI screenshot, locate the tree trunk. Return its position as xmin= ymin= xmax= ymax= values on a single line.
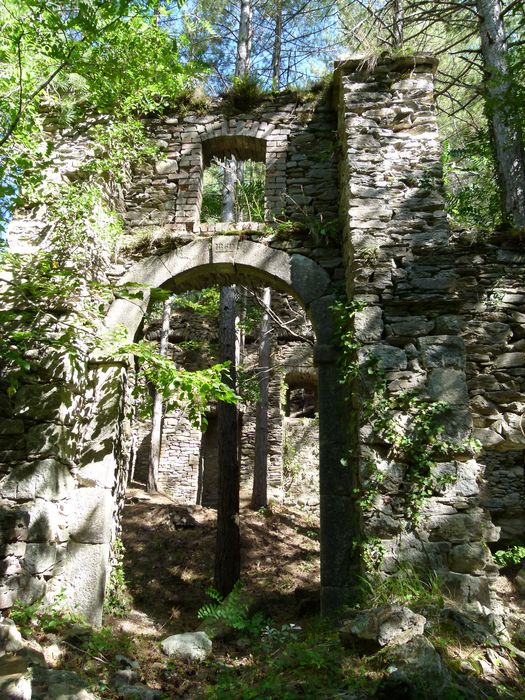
xmin=147 ymin=297 xmax=171 ymax=493
xmin=476 ymin=0 xmax=525 ymax=229
xmin=251 ymin=287 xmax=272 ymax=510
xmin=235 ymin=0 xmax=252 ymax=79
xmin=222 ymin=155 xmax=237 ymax=223
xmin=214 ymin=286 xmax=241 ymax=596
xmin=392 ymin=0 xmax=404 ymax=48
xmin=272 ymin=3 xmax=282 ymax=90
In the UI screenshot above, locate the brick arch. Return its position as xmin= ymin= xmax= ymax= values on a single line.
xmin=106 ymin=237 xmax=353 ymax=616
xmin=107 ymin=237 xmax=332 ymax=342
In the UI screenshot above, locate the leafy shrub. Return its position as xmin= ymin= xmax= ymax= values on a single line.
xmin=86 ymin=626 xmax=133 ymax=659
xmin=228 ymin=73 xmax=267 ymax=112
xmin=494 ymin=545 xmax=525 ymax=567
xmin=206 ymin=622 xmax=363 ymax=699
xmin=11 ymin=593 xmax=84 ymax=637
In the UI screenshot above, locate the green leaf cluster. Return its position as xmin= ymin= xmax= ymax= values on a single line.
xmin=0 ymin=0 xmax=203 ymax=236
xmin=120 ymin=339 xmax=239 ymax=429
xmin=493 ymin=545 xmax=525 ymax=568
xmin=11 ymin=592 xmax=83 ymax=637
xmin=442 ymin=139 xmax=501 ymax=231
xmin=331 ymin=298 xmax=366 ymax=384
xmin=361 ymin=369 xmax=482 ymax=524
xmin=206 ymin=621 xmax=361 ymax=700
xmin=172 ymin=288 xmax=221 ymax=319
xmin=197 ymin=581 xmax=266 ymax=637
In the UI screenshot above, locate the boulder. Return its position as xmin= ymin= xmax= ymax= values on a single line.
xmin=340 ymin=605 xmax=426 ymax=650
xmin=0 ymin=618 xmax=23 ymax=655
xmin=160 ymin=631 xmax=212 ymax=662
xmin=376 ymin=635 xmax=452 ymax=700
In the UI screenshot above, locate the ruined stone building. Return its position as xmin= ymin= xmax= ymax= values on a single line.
xmin=2 ymin=55 xmax=525 ymax=624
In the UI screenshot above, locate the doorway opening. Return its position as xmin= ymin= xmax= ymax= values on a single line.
xmin=122 ymin=279 xmax=321 ymax=630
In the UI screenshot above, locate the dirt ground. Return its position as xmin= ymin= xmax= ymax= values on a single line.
xmin=88 ymin=485 xmax=322 ymax=697
xmin=11 ymin=485 xmax=525 ymax=699
xmin=120 ymin=484 xmax=320 ymax=634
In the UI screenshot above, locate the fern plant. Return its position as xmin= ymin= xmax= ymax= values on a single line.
xmin=197 ymin=581 xmax=266 ymax=637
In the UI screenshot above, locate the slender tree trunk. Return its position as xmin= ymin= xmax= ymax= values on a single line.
xmin=272 ymin=2 xmax=283 ymax=90
xmin=236 ymin=0 xmax=252 ymax=79
xmin=222 ymin=156 xmax=237 ymax=223
xmin=392 ymin=0 xmax=404 ymax=48
xmin=251 ymin=287 xmax=272 ymax=510
xmin=476 ymin=0 xmax=525 ymax=229
xmin=214 ymin=286 xmax=241 ymax=596
xmin=147 ymin=297 xmax=171 ymax=493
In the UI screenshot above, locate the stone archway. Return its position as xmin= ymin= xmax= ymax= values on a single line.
xmin=106 ymin=237 xmax=354 ymax=616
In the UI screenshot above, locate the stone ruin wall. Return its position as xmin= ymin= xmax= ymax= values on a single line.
xmin=337 ymin=57 xmax=491 ymax=615
xmin=457 ymin=243 xmax=525 ymax=543
xmin=2 ymin=54 xmax=525 ymax=622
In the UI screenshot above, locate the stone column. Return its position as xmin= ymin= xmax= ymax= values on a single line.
xmin=311 ymin=292 xmax=358 ymax=615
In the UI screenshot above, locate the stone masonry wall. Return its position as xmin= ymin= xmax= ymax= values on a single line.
xmin=4 ymin=55 xmax=525 ymax=622
xmin=455 ymin=241 xmax=525 ymax=546
xmin=337 ymin=56 xmax=501 ymax=618
xmin=282 ymin=417 xmax=320 ymax=513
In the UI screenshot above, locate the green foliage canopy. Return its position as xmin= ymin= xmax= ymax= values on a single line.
xmin=0 ymin=0 xmax=203 ymax=234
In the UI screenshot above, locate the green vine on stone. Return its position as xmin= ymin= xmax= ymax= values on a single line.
xmin=104 ymin=538 xmax=132 ymax=617
xmin=331 ymin=298 xmax=366 ymax=385
xmin=363 ymin=368 xmax=478 ymax=523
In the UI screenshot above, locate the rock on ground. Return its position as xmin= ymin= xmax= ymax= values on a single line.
xmin=340 ymin=605 xmax=426 ymax=650
xmin=160 ymin=631 xmax=212 ymax=661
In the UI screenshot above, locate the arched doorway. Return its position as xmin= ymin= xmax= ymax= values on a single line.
xmin=104 ymin=237 xmax=354 ymax=616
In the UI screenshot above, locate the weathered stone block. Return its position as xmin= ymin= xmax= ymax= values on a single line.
xmin=23 ymin=543 xmax=58 ymax=575
xmin=26 ymin=499 xmax=67 ymax=543
xmin=354 ymin=306 xmax=383 ymax=342
xmin=13 ymin=384 xmax=76 ymax=424
xmin=45 ymin=542 xmax=110 ymax=625
xmin=290 ymin=254 xmax=330 ymax=304
xmin=419 ymin=335 xmax=465 ymax=369
xmin=448 ymin=542 xmax=491 ymax=574
xmin=472 ymin=427 xmax=504 ymax=448
xmin=68 ymin=488 xmax=114 ymax=545
xmin=387 ymin=317 xmax=433 ymax=337
xmin=359 ymin=344 xmax=407 ymax=371
xmin=426 ymin=512 xmax=485 ymax=543
xmin=155 ymin=159 xmax=178 ymax=175
xmin=500 ymin=413 xmax=525 ymax=447
xmin=444 ymin=572 xmax=495 ymax=610
xmin=0 ymin=509 xmax=29 ymax=544
xmin=495 ymin=353 xmax=525 ymax=368
xmin=25 ymin=422 xmax=77 ymax=460
xmin=0 ymin=460 xmax=75 ymax=502
xmin=428 ymin=368 xmax=468 ymax=405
